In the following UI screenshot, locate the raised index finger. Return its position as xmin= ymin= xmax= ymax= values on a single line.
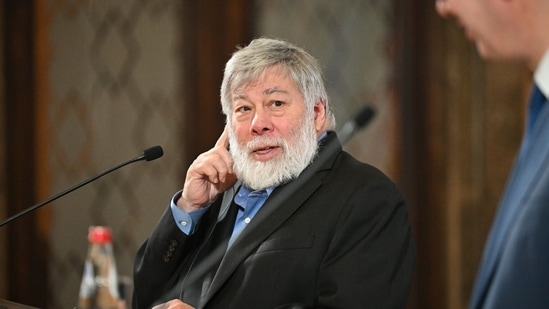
xmin=215 ymin=125 xmax=230 ymax=150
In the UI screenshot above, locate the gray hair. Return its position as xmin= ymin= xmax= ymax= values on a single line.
xmin=220 ymin=37 xmax=336 ymax=130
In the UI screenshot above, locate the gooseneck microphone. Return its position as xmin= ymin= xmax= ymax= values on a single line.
xmin=140 ymin=145 xmax=164 ymax=161
xmin=337 ymin=105 xmax=376 ymax=145
xmin=0 ymin=145 xmax=164 ymax=227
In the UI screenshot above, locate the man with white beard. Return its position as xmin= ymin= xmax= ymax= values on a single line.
xmin=132 ymin=38 xmax=415 ymax=309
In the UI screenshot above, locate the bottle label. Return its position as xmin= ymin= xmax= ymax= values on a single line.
xmin=79 ymin=261 xmax=96 ymax=297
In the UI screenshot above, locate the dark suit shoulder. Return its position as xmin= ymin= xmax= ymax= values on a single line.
xmin=329 ymin=150 xmax=402 ymax=195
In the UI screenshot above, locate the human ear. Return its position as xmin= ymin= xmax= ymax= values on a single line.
xmin=313 ymin=100 xmax=327 ymax=131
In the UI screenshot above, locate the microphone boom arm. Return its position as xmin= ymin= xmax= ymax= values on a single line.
xmin=0 ymin=146 xmax=163 ymax=227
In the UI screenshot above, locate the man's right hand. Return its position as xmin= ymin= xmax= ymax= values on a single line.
xmin=177 ymin=125 xmax=237 ymax=212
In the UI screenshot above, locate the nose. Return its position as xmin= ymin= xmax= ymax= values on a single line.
xmin=250 ymin=108 xmax=273 ymax=135
xmin=435 ymin=0 xmax=451 ymax=17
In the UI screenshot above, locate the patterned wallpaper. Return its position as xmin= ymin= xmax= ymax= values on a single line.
xmin=45 ymin=1 xmax=183 ymax=307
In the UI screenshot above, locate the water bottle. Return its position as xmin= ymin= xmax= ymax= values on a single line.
xmin=77 ymin=226 xmax=121 ymax=309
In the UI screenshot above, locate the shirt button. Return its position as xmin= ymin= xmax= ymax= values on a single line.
xmin=244 ymin=217 xmax=251 ymax=224
xmin=180 ymin=221 xmax=188 ymax=226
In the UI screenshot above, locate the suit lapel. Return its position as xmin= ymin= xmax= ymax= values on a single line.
xmin=516 ymin=97 xmax=549 ymax=191
xmin=201 ymin=132 xmax=342 ymax=305
xmin=218 ymin=181 xmax=241 ymax=222
xmin=472 ymin=99 xmax=549 ymax=307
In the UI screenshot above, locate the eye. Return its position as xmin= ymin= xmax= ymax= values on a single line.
xmin=271 ymin=100 xmax=284 ymax=107
xmin=235 ymin=105 xmax=251 ymax=113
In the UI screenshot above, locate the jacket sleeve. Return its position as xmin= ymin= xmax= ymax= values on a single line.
xmin=132 ymin=206 xmax=191 ymax=309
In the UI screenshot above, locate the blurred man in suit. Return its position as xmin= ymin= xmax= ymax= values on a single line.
xmin=437 ymin=0 xmax=549 ymax=308
xmin=132 ymin=38 xmax=415 ymax=309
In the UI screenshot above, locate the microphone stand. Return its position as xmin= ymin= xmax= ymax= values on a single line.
xmin=0 ymin=146 xmax=163 ymax=227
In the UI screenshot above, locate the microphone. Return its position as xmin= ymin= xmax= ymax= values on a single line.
xmin=337 ymin=105 xmax=376 ymax=144
xmin=140 ymin=145 xmax=164 ymax=161
xmin=0 ymin=145 xmax=164 ymax=227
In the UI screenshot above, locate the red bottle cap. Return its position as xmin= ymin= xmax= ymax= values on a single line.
xmin=87 ymin=226 xmax=113 ymax=244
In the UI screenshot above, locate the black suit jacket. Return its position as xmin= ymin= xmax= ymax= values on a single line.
xmin=133 ymin=132 xmax=415 ymax=309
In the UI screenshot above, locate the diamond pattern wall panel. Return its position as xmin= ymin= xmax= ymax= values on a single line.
xmin=46 ymin=1 xmax=183 ymax=307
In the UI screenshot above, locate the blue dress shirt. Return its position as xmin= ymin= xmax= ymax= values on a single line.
xmin=170 ymin=132 xmax=326 ymax=239
xmin=170 ymin=186 xmax=274 ymax=244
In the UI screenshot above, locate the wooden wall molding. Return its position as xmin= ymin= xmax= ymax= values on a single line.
xmin=398 ymin=2 xmax=529 ymax=308
xmin=2 ymin=0 xmax=49 ymax=306
xmin=181 ymin=0 xmax=253 ymax=170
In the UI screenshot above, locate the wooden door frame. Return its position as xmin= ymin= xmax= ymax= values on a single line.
xmin=396 ymin=2 xmax=529 ymax=308
xmin=181 ymin=0 xmax=254 ymax=169
xmin=2 ymin=0 xmax=49 ymax=306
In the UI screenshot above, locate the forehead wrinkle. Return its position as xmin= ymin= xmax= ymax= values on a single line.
xmin=264 ymin=87 xmax=289 ymax=95
xmin=233 ymin=92 xmax=248 ymax=101
xmin=233 ymin=86 xmax=288 ymax=102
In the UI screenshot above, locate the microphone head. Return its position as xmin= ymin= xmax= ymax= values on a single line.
xmin=337 ymin=105 xmax=376 ymax=144
xmin=143 ymin=146 xmax=164 ymax=161
xmin=353 ymin=105 xmax=375 ymax=130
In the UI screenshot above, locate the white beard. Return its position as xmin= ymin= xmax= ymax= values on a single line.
xmin=229 ymin=116 xmax=319 ymax=190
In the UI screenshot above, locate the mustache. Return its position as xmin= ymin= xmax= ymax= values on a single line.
xmin=241 ymin=136 xmax=287 ymax=153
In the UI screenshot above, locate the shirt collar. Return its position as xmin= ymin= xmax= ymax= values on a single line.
xmin=318 ymin=131 xmax=328 ymax=140
xmin=534 ymin=47 xmax=549 ymax=99
xmin=237 ymin=185 xmax=274 ymax=197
